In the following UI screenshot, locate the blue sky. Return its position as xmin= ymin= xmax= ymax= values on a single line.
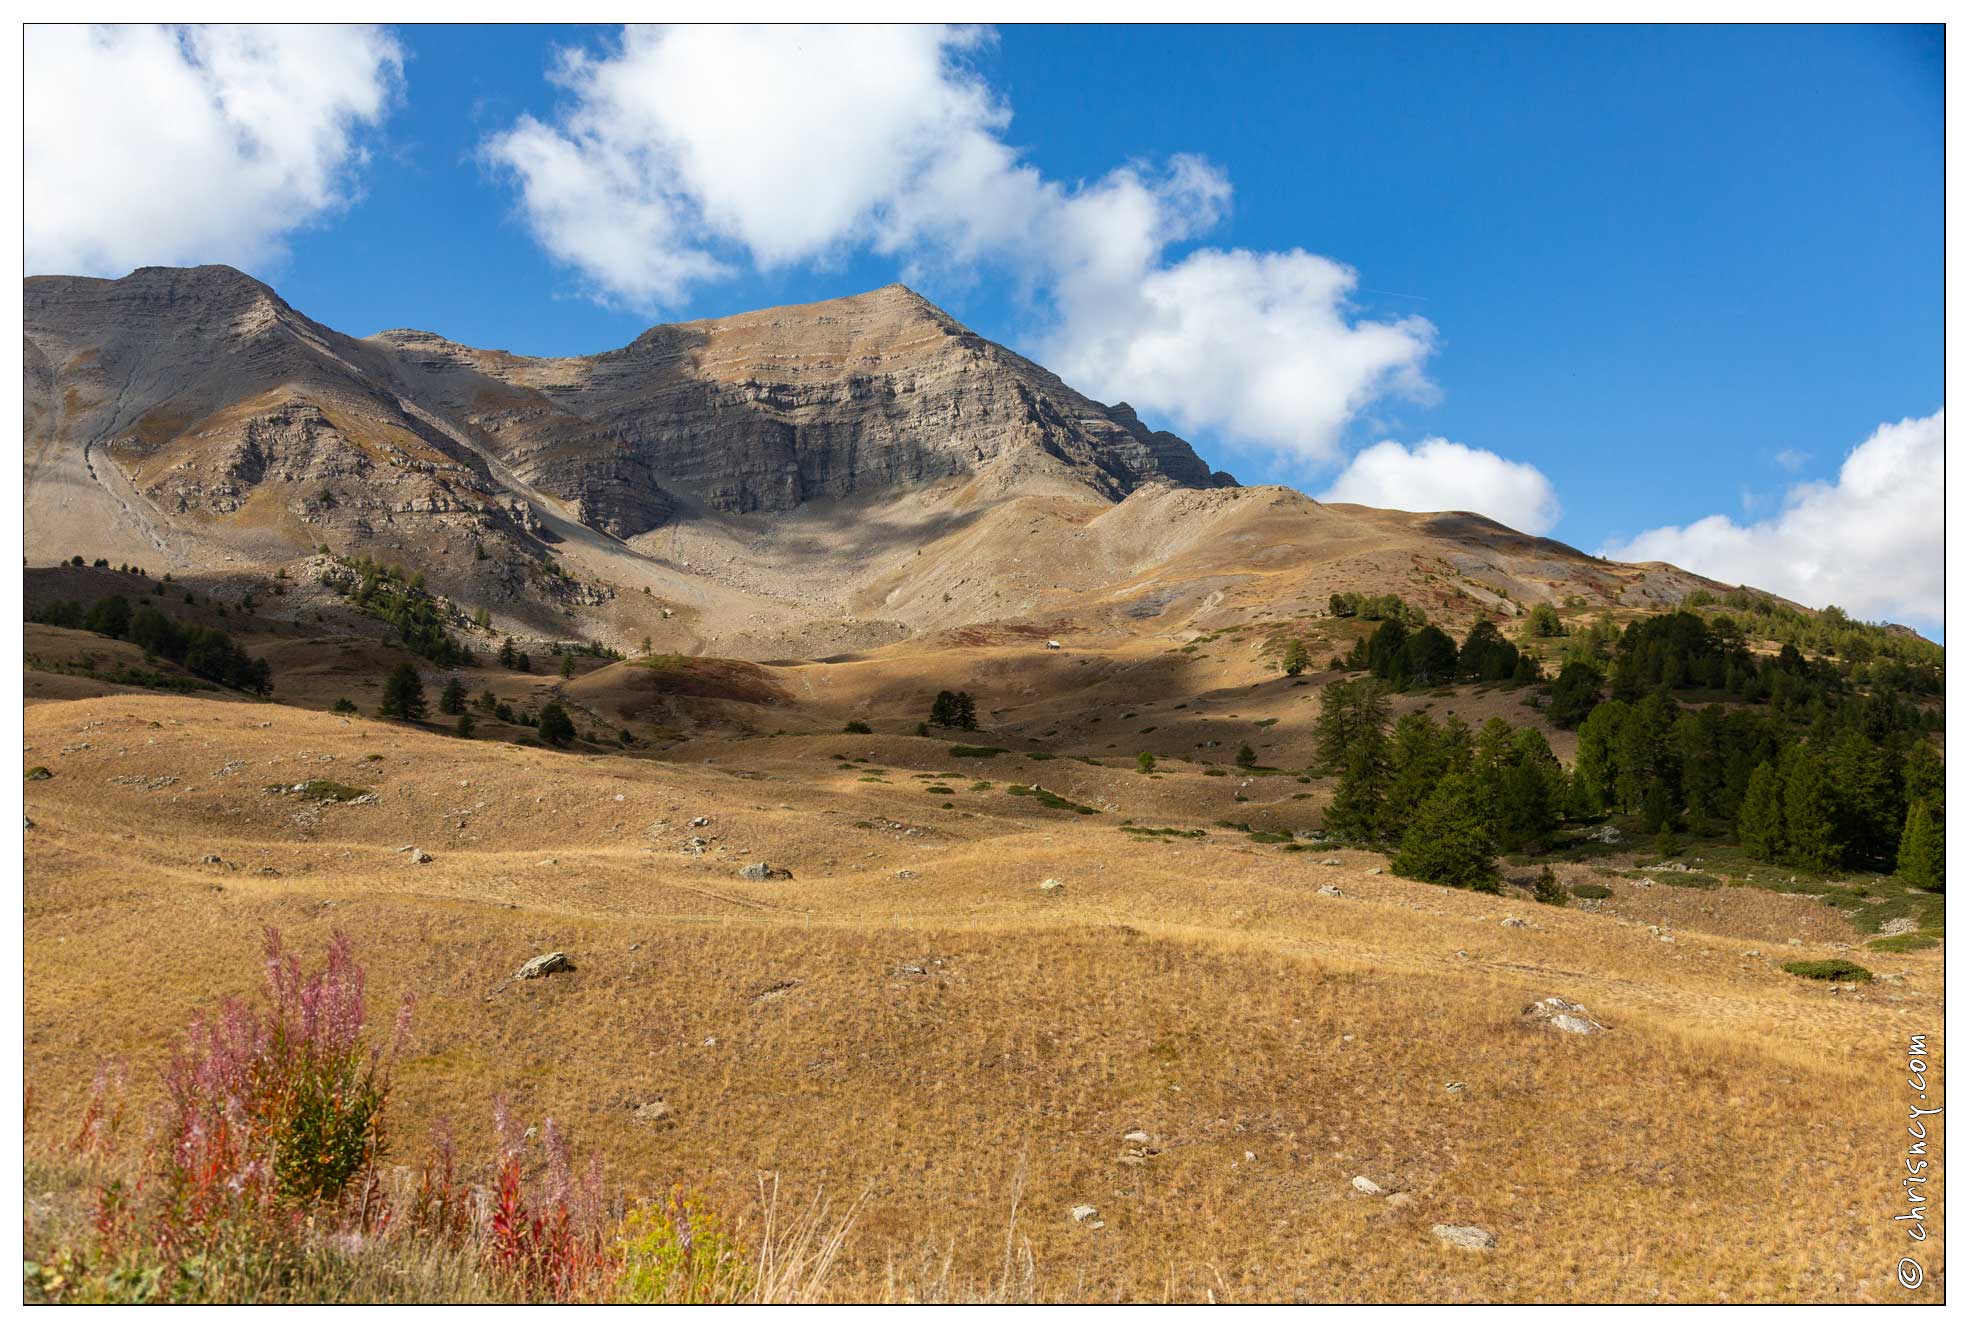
xmin=24 ymin=24 xmax=1944 ymax=630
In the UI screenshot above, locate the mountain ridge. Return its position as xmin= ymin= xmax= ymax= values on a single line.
xmin=24 ymin=265 xmax=1735 ymax=659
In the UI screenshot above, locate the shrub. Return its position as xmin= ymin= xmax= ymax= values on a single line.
xmin=1533 ymin=866 xmax=1568 ymax=906
xmin=1005 ymin=785 xmax=1097 ymax=815
xmin=843 ymin=720 xmax=873 ymax=735
xmin=949 ymin=745 xmax=1005 ymax=758
xmin=1136 ymin=752 xmax=1156 ymax=774
xmin=26 ymin=765 xmax=52 ymax=780
xmin=27 ymin=930 xmax=414 ymax=1303
xmin=1780 ymin=959 xmax=1874 ymax=983
xmin=331 ymin=698 xmax=358 ymax=715
xmin=1570 ymin=882 xmax=1612 ymax=899
xmin=296 ymin=780 xmax=369 ymax=803
xmin=617 ymin=1189 xmax=754 ymax=1304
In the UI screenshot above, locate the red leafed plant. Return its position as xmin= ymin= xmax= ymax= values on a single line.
xmin=484 ymin=1099 xmax=617 ymax=1301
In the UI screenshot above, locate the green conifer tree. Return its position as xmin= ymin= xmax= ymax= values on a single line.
xmin=1391 ymin=773 xmax=1500 ymax=891
xmin=1897 ymin=799 xmax=1945 ymax=892
xmin=380 ymin=662 xmax=427 ymax=721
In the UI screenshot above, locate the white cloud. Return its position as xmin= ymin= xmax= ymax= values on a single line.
xmin=1774 ymin=448 xmax=1808 ymax=471
xmin=25 ymin=24 xmax=403 ymax=277
xmin=1319 ymin=437 xmax=1561 ymax=535
xmin=483 ymin=23 xmax=1435 ymax=462
xmin=1601 ymin=410 xmax=1943 ymax=627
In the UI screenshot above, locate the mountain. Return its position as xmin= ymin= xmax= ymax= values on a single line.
xmin=23 ymin=265 xmax=1722 ymax=657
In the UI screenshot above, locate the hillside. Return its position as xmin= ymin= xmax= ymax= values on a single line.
xmin=26 ymin=268 xmax=1732 ymax=660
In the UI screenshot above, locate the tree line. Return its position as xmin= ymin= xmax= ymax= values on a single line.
xmin=31 ymin=594 xmax=272 ymax=694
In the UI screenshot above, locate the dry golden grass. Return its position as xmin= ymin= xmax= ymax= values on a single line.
xmin=23 ymin=692 xmax=1944 ymax=1303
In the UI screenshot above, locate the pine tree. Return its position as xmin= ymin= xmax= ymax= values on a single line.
xmin=498 ymin=637 xmax=518 ymax=668
xmin=559 ymin=652 xmax=575 ymax=680
xmin=455 ymin=712 xmax=476 ymax=738
xmin=1380 ymin=712 xmax=1449 ymax=842
xmin=929 ymin=690 xmax=958 ymax=728
xmin=1325 ymin=726 xmax=1391 ymax=843
xmin=1401 ymin=625 xmax=1459 ymax=687
xmin=1364 ymin=619 xmax=1409 ymax=683
xmin=1782 ymin=745 xmax=1844 ymax=872
xmin=1897 ymin=799 xmax=1945 ymax=892
xmin=953 ymin=691 xmax=978 ymax=731
xmin=1313 ymin=679 xmax=1392 ymax=775
xmin=1391 ymin=773 xmax=1499 ymax=892
xmin=1738 ymin=760 xmax=1785 ymax=862
xmin=1546 ymin=660 xmax=1603 ymax=728
xmin=1572 ymin=699 xmax=1628 ymax=812
xmin=1494 ymin=729 xmax=1562 ymax=852
xmin=1281 ymin=639 xmax=1311 ymax=677
xmin=439 ymin=677 xmax=467 ymax=715
xmin=1236 ymin=743 xmax=1257 ymax=767
xmin=380 ymin=662 xmax=427 ymax=721
xmin=537 ymin=701 xmax=576 ymax=747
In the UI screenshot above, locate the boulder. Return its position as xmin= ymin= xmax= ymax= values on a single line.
xmin=1432 ymin=1224 xmax=1496 ymax=1250
xmin=1523 ymin=995 xmax=1604 ymax=1035
xmin=517 ymin=952 xmax=575 ymax=979
xmin=739 ymin=862 xmax=792 ymax=881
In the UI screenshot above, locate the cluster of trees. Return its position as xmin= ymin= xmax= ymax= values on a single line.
xmin=323 ymin=559 xmax=472 ymax=667
xmin=1347 ymin=618 xmax=1541 ymax=689
xmin=496 ymin=638 xmax=534 ymax=672
xmin=1328 ymin=592 xmax=1423 ymax=624
xmin=927 ymin=690 xmax=980 ymax=730
xmin=1313 ymin=680 xmax=1564 ymax=890
xmin=64 ymin=554 xmax=155 ymax=578
xmin=1684 ymin=590 xmax=1944 ymax=677
xmin=1567 ymin=687 xmax=1942 ymax=879
xmin=31 ymin=594 xmax=272 ymax=694
xmin=380 ymin=665 xmax=577 ymax=746
xmin=1546 ymin=613 xmax=1939 ymax=732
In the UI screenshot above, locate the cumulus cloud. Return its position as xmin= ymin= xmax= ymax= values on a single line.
xmin=1601 ymin=410 xmax=1943 ymax=627
xmin=25 ymin=24 xmax=403 ymax=278
xmin=483 ymin=23 xmax=1435 ymax=462
xmin=1318 ymin=437 xmax=1562 ymax=535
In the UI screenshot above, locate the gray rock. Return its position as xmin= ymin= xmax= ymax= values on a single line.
xmin=1432 ymin=1224 xmax=1496 ymax=1250
xmin=1351 ymin=1176 xmax=1384 ymax=1195
xmin=405 ymin=848 xmax=432 ymax=864
xmin=1318 ymin=884 xmax=1342 ymax=897
xmin=1524 ymin=995 xmax=1605 ymax=1035
xmin=739 ymin=862 xmax=791 ymax=880
xmin=517 ymin=952 xmax=575 ymax=979
xmin=1039 ymin=878 xmax=1065 ymax=892
xmin=1070 ymin=1204 xmax=1099 ymax=1222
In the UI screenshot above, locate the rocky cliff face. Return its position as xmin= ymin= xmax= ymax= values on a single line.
xmin=25 ymin=267 xmax=1234 ymax=556
xmin=372 ymin=283 xmax=1235 ymax=535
